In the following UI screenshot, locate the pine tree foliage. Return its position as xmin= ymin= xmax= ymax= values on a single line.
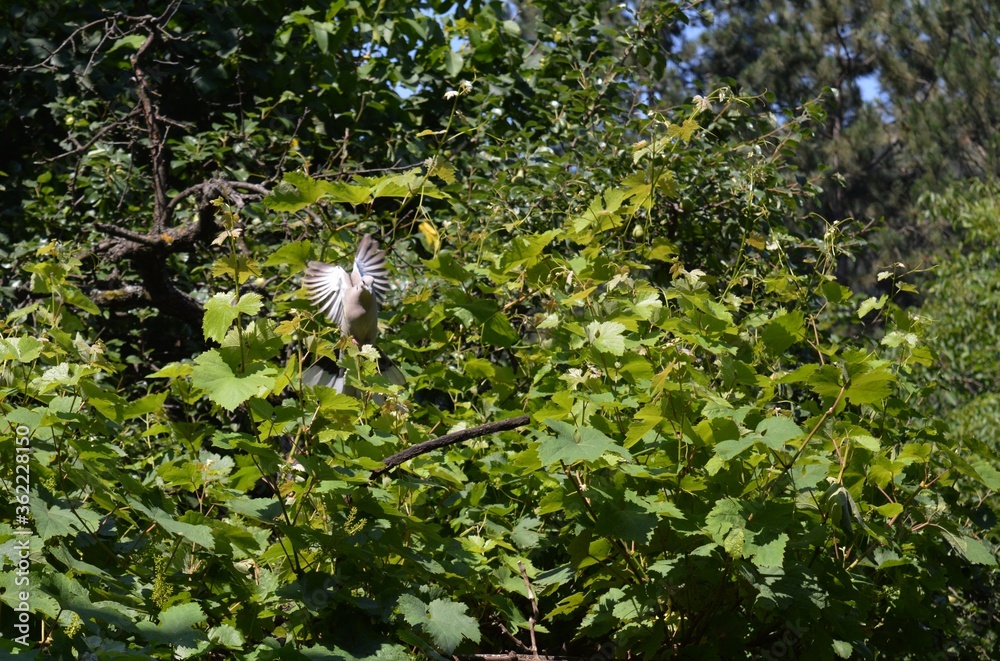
xmin=682 ymin=0 xmax=1000 ymax=280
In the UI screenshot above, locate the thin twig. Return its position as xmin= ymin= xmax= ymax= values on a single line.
xmin=762 ymin=383 xmax=848 ymax=499
xmin=518 ymin=561 xmax=541 ymax=660
xmin=130 ymin=23 xmax=169 ymax=233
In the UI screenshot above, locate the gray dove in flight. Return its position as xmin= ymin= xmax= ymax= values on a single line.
xmin=301 ymin=235 xmax=403 ymax=395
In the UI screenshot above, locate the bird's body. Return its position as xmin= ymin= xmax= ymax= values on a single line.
xmin=341 ymin=280 xmax=378 ymax=344
xmin=301 ymin=235 xmax=403 ymax=395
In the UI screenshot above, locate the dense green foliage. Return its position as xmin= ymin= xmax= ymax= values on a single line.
xmin=0 ymin=1 xmax=997 ymax=659
xmin=680 ymin=0 xmax=1000 ymax=286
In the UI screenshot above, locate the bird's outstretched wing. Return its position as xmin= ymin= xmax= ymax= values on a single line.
xmin=352 ymin=234 xmax=390 ymax=304
xmin=303 ymin=261 xmax=350 ymax=327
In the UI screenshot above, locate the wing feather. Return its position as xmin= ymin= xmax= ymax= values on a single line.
xmin=352 ymin=234 xmax=390 ymax=304
xmin=303 ymin=261 xmax=349 ymax=325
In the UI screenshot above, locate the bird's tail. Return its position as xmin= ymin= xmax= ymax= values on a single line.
xmin=302 ymin=349 xmax=404 ymax=401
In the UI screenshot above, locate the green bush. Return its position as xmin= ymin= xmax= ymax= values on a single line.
xmin=0 ymin=1 xmax=996 ymax=658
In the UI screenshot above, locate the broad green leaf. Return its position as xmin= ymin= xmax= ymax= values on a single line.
xmin=775 ymin=363 xmax=818 ymax=384
xmin=125 ymin=391 xmax=168 ymax=420
xmin=148 ymin=361 xmax=193 ymax=379
xmin=743 ymin=533 xmax=789 ymax=568
xmin=0 ymin=336 xmax=44 ymax=362
xmin=833 ymin=640 xmax=853 ymax=658
xmin=647 ymin=238 xmax=678 ymax=262
xmin=311 ymin=21 xmax=330 ymax=53
xmin=940 ymin=529 xmax=997 ymax=566
xmin=50 ymin=544 xmax=111 ymax=579
xmin=510 ymin=517 xmax=541 ymax=549
xmin=754 ymin=417 xmax=804 ymax=450
xmin=668 ymin=118 xmax=700 ymax=142
xmin=537 ymin=487 xmax=564 ymax=515
xmin=537 ymin=419 xmax=617 ymax=466
xmin=47 ymin=573 xmax=136 ymax=631
xmin=428 ymin=161 xmax=457 ymax=185
xmin=821 ymin=279 xmax=852 ymax=303
xmin=153 ymin=510 xmax=216 ymax=550
xmin=633 ymin=290 xmax=663 ymax=320
xmin=464 ymin=357 xmax=495 ymax=379
xmin=398 ymin=595 xmax=480 ymax=654
xmin=713 ymin=438 xmax=754 ymax=460
xmin=875 ymin=502 xmax=903 ymax=518
xmin=547 ymin=593 xmax=586 ymax=619
xmin=808 ymin=364 xmax=846 ymax=399
xmin=202 ymin=292 xmax=263 ymax=343
xmin=696 ymin=416 xmax=740 ymax=445
xmin=846 ymin=369 xmax=895 ymax=405
xmin=857 ymin=295 xmax=887 ymax=318
xmin=443 ymin=50 xmax=464 ymax=77
xmin=427 ymin=253 xmax=473 ymax=283
xmin=626 ymin=402 xmax=664 ymax=447
xmin=225 ymin=496 xmax=283 ymax=523
xmin=136 ymin=602 xmax=207 ymax=647
xmin=971 ymin=461 xmax=1000 ymax=490
xmin=587 ymin=321 xmax=626 ymax=356
xmin=483 ymin=311 xmax=518 ymax=348
xmin=191 ymin=349 xmax=277 ymax=411
xmin=621 ymin=171 xmax=653 ymax=210
xmin=82 ymin=382 xmax=127 ymax=422
xmin=761 ymin=310 xmax=805 ymax=355
xmin=850 ymin=433 xmax=881 ymax=452
xmin=323 ymin=180 xmax=371 ymax=205
xmin=107 ymin=34 xmax=146 ymax=53
xmin=625 ymin=490 xmax=684 ymax=518
xmin=30 ymin=496 xmax=96 ymax=541
xmin=595 ymin=500 xmax=657 ymax=542
xmin=704 ymin=498 xmax=743 ymax=542
xmin=425 ymin=598 xmax=480 ymax=652
xmin=209 ymin=624 xmax=245 ymax=649
xmin=570 ymin=188 xmax=629 ymax=239
xmin=63 ymin=286 xmax=101 ymax=314
xmin=263 ymin=240 xmax=313 ymax=268
xmin=263 ymin=171 xmax=327 ymax=211
xmin=867 ymin=458 xmax=898 ymax=489
xmin=498 ymin=230 xmax=559 ymax=271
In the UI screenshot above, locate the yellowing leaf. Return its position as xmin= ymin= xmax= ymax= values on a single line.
xmin=428 ymin=161 xmax=457 ymax=184
xmin=418 ymin=220 xmax=441 ymax=254
xmin=668 ymin=118 xmax=701 ymax=142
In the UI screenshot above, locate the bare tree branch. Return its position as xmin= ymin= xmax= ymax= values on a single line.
xmin=130 ymin=23 xmax=170 ymax=234
xmin=89 ymin=176 xmax=269 ymax=322
xmin=370 ymin=414 xmax=531 ymax=480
